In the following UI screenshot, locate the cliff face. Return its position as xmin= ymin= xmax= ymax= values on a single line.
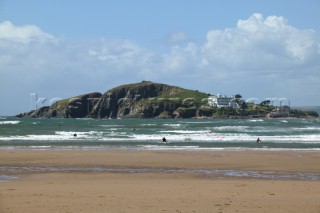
xmin=90 ymin=81 xmax=208 ymax=118
xmin=17 ymin=92 xmax=102 ymax=118
xmin=17 ymin=81 xmax=210 ymax=119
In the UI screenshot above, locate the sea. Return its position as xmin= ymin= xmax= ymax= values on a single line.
xmin=1 ymin=116 xmax=320 ymax=181
xmin=0 ymin=116 xmax=320 ymax=151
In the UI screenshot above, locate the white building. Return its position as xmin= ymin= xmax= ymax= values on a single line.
xmin=208 ymin=94 xmax=240 ymax=108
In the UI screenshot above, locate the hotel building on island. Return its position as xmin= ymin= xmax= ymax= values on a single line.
xmin=208 ymin=94 xmax=241 ymax=109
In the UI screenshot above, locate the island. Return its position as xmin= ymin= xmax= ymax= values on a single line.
xmin=17 ymin=81 xmax=318 ymax=119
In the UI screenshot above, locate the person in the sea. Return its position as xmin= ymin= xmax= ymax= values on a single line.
xmin=256 ymin=137 xmax=261 ymax=143
xmin=162 ymin=137 xmax=167 ymax=143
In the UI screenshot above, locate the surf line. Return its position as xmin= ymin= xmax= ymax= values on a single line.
xmin=1 ymin=166 xmax=320 ymax=181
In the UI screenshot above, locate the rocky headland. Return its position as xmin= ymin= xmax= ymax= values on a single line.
xmin=17 ymin=81 xmax=318 ymax=119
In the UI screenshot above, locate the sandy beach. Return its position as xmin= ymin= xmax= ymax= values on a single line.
xmin=1 ymin=150 xmax=320 ymax=212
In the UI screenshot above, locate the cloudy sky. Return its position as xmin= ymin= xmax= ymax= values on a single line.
xmin=0 ymin=0 xmax=319 ymax=115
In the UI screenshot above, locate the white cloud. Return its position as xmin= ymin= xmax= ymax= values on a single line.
xmin=237 ymin=13 xmax=289 ymax=32
xmin=88 ymin=39 xmax=145 ymax=68
xmin=200 ymin=13 xmax=319 ymax=76
xmin=0 ymin=14 xmax=320 ymax=115
xmin=0 ymin=21 xmax=55 ymax=43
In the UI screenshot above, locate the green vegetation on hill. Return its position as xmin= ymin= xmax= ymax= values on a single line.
xmin=16 ymin=81 xmax=318 ymax=119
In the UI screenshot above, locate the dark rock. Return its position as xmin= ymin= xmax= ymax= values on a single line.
xmin=17 ymin=81 xmax=210 ymax=118
xmin=89 ymin=81 xmax=207 ymax=119
xmin=17 ymin=92 xmax=102 ymax=118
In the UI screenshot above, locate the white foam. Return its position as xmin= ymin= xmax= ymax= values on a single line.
xmin=212 ymin=126 xmax=248 ymax=132
xmin=99 ymin=125 xmax=123 ymax=128
xmin=249 ymin=119 xmax=264 ymax=122
xmin=0 ymin=130 xmax=101 ymax=141
xmin=184 ymin=121 xmax=212 ymax=124
xmin=56 ymin=130 xmax=103 ymax=136
xmin=140 ymin=145 xmax=200 ymax=150
xmin=141 ymin=124 xmax=157 ymax=126
xmin=0 ymin=175 xmax=18 ymax=182
xmin=293 ymin=127 xmax=320 ymax=131
xmin=159 ymin=130 xmax=210 ymax=134
xmin=1 ymin=132 xmax=320 ymax=143
xmin=163 ymin=124 xmax=181 ymax=127
xmin=0 ymin=121 xmax=20 ymax=125
xmin=129 ymin=132 xmax=252 ymax=142
xmin=1 ymin=125 xmax=320 ymax=145
xmin=108 ymin=128 xmax=120 ymax=131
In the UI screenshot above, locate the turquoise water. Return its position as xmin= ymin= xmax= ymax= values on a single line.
xmin=1 ymin=117 xmax=320 ymax=150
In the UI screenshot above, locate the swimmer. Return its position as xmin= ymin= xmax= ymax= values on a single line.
xmin=162 ymin=137 xmax=167 ymax=143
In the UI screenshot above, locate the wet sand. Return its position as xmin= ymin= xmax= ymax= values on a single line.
xmin=1 ymin=150 xmax=320 ymax=212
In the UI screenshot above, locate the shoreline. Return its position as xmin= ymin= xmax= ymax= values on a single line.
xmin=1 ymin=145 xmax=320 ymax=151
xmin=1 ymin=149 xmax=320 ymax=212
xmin=1 ymin=149 xmax=320 ymax=175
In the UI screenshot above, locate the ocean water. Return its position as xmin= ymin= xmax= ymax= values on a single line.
xmin=0 ymin=117 xmax=320 ymax=151
xmin=1 ymin=117 xmax=320 ymax=181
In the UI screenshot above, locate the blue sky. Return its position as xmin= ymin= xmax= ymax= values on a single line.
xmin=0 ymin=0 xmax=319 ymax=115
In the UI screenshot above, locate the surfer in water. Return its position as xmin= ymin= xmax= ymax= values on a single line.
xmin=162 ymin=137 xmax=167 ymax=143
xmin=256 ymin=137 xmax=261 ymax=143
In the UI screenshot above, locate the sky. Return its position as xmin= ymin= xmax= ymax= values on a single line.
xmin=0 ymin=0 xmax=319 ymax=115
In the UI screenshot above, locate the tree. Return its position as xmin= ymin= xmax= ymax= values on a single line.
xmin=235 ymin=94 xmax=242 ymax=99
xmin=241 ymin=101 xmax=247 ymax=109
xmin=260 ymin=100 xmax=271 ymax=106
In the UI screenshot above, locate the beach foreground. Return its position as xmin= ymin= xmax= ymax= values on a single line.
xmin=1 ymin=150 xmax=320 ymax=212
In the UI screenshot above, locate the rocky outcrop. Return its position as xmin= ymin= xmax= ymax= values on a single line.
xmin=90 ymin=81 xmax=206 ymax=118
xmin=17 ymin=106 xmax=51 ymax=118
xmin=17 ymin=81 xmax=210 ymax=119
xmin=17 ymin=92 xmax=102 ymax=118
